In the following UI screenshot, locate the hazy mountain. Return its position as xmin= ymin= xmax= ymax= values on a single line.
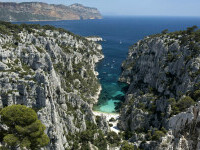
xmin=0 ymin=2 xmax=102 ymax=22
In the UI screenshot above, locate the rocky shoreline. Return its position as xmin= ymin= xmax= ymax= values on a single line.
xmin=0 ymin=22 xmax=109 ymax=150
xmin=2 ymin=22 xmax=200 ymax=150
xmin=118 ymin=27 xmax=200 ymax=150
xmin=86 ymin=36 xmax=104 ymax=42
xmin=0 ymin=2 xmax=102 ymax=22
xmin=93 ymin=111 xmax=120 ymax=134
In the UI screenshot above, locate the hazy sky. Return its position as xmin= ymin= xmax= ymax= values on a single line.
xmin=1 ymin=0 xmax=200 ymax=17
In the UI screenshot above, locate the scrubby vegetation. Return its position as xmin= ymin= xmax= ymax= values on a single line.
xmin=121 ymin=141 xmax=135 ymax=150
xmin=0 ymin=21 xmax=101 ymax=104
xmin=0 ymin=21 xmax=88 ymax=43
xmin=119 ymin=26 xmax=200 ymax=149
xmin=0 ymin=105 xmax=49 ymax=149
xmin=168 ymin=96 xmax=196 ymax=116
xmin=146 ymin=128 xmax=167 ymax=141
xmin=0 ymin=21 xmax=105 ymax=150
xmin=66 ymin=121 xmax=121 ymax=150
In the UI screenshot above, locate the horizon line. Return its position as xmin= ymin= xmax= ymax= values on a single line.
xmin=102 ymin=15 xmax=200 ymax=18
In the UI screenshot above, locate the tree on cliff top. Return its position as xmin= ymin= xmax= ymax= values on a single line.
xmin=0 ymin=105 xmax=49 ymax=150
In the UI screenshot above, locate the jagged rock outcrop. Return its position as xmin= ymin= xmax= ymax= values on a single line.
xmin=86 ymin=36 xmax=103 ymax=42
xmin=0 ymin=2 xmax=102 ymax=22
xmin=118 ymin=28 xmax=200 ymax=149
xmin=150 ymin=102 xmax=200 ymax=150
xmin=0 ymin=22 xmax=109 ymax=149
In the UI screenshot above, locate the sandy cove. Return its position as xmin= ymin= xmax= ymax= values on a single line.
xmin=93 ymin=111 xmax=120 ymax=134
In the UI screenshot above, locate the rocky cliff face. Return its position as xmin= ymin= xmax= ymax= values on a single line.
xmin=118 ymin=28 xmax=200 ymax=149
xmin=0 ymin=2 xmax=102 ymax=22
xmin=0 ymin=22 xmax=110 ymax=149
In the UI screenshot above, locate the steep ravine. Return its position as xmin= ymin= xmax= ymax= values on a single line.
xmin=0 ymin=22 xmax=113 ymax=150
xmin=118 ymin=27 xmax=200 ymax=150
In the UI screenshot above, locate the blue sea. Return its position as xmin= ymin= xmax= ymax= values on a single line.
xmin=17 ymin=16 xmax=200 ymax=113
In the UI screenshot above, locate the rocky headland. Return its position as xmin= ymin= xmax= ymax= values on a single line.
xmin=118 ymin=26 xmax=200 ymax=150
xmin=0 ymin=22 xmax=115 ymax=150
xmin=86 ymin=36 xmax=104 ymax=42
xmin=1 ymin=21 xmax=200 ymax=150
xmin=0 ymin=2 xmax=102 ymax=22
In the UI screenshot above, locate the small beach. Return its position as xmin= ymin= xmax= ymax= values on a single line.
xmin=93 ymin=111 xmax=120 ymax=134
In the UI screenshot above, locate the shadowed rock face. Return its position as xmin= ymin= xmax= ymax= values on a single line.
xmin=0 ymin=23 xmax=110 ymax=149
xmin=118 ymin=29 xmax=200 ymax=149
xmin=0 ymin=2 xmax=102 ymax=22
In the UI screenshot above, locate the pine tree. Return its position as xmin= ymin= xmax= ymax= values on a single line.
xmin=0 ymin=105 xmax=49 ymax=150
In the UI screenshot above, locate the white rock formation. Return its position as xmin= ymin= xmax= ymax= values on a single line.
xmin=118 ymin=31 xmax=200 ymax=149
xmin=0 ymin=25 xmax=109 ymax=149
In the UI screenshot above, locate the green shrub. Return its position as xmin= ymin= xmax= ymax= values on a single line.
xmin=152 ymin=130 xmax=165 ymax=141
xmin=120 ymin=130 xmax=134 ymax=140
xmin=161 ymin=127 xmax=167 ymax=134
xmin=162 ymin=29 xmax=169 ymax=34
xmin=121 ymin=141 xmax=135 ymax=150
xmin=187 ymin=25 xmax=198 ymax=34
xmin=168 ymin=96 xmax=195 ymax=115
xmin=109 ymin=124 xmax=113 ymax=127
xmin=93 ymin=131 xmax=107 ymax=150
xmin=80 ymin=130 xmax=94 ymax=143
xmin=35 ymin=46 xmax=45 ymax=53
xmin=22 ymin=63 xmax=31 ymax=72
xmin=168 ymin=98 xmax=178 ymax=115
xmin=176 ymin=96 xmax=195 ymax=112
xmin=95 ymin=115 xmax=101 ymax=123
xmin=66 ymin=121 xmax=107 ymax=150
xmin=137 ymin=102 xmax=146 ymax=111
xmin=193 ymin=90 xmax=200 ymax=101
xmin=0 ymin=105 xmax=49 ymax=149
xmin=106 ymin=131 xmax=121 ymax=146
xmin=109 ymin=117 xmax=116 ymax=122
xmin=3 ymin=134 xmax=19 ymax=147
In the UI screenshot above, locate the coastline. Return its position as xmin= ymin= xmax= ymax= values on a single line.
xmin=91 ymin=85 xmax=102 ymax=104
xmin=11 ymin=18 xmax=102 ymax=23
xmin=91 ymin=43 xmax=104 ymax=104
xmin=91 ymin=43 xmax=120 ymax=134
xmin=93 ymin=110 xmax=119 ymax=115
xmin=93 ymin=111 xmax=120 ymax=133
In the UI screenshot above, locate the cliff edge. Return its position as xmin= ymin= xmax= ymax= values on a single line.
xmin=0 ymin=22 xmax=112 ymax=150
xmin=118 ymin=26 xmax=200 ymax=150
xmin=0 ymin=2 xmax=102 ymax=22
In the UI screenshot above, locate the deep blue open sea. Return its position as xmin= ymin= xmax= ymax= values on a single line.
xmin=16 ymin=16 xmax=200 ymax=113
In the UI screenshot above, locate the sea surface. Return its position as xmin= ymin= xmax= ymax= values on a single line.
xmin=16 ymin=16 xmax=200 ymax=113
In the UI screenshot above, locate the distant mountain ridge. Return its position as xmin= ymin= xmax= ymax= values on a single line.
xmin=0 ymin=2 xmax=102 ymax=22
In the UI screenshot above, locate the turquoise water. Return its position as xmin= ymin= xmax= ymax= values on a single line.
xmin=16 ymin=16 xmax=200 ymax=113
xmin=99 ymin=100 xmax=120 ymax=113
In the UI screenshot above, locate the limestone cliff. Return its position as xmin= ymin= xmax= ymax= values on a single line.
xmin=0 ymin=2 xmax=102 ymax=22
xmin=0 ymin=22 xmax=110 ymax=150
xmin=118 ymin=27 xmax=200 ymax=149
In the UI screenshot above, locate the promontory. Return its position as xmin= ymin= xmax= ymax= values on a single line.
xmin=0 ymin=2 xmax=102 ymax=22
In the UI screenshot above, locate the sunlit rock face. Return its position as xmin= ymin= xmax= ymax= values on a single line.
xmin=0 ymin=23 xmax=109 ymax=149
xmin=119 ymin=30 xmax=200 ymax=150
xmin=0 ymin=2 xmax=102 ymax=22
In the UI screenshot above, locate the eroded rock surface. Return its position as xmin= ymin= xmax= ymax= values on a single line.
xmin=119 ymin=30 xmax=200 ymax=149
xmin=0 ymin=23 xmax=108 ymax=149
